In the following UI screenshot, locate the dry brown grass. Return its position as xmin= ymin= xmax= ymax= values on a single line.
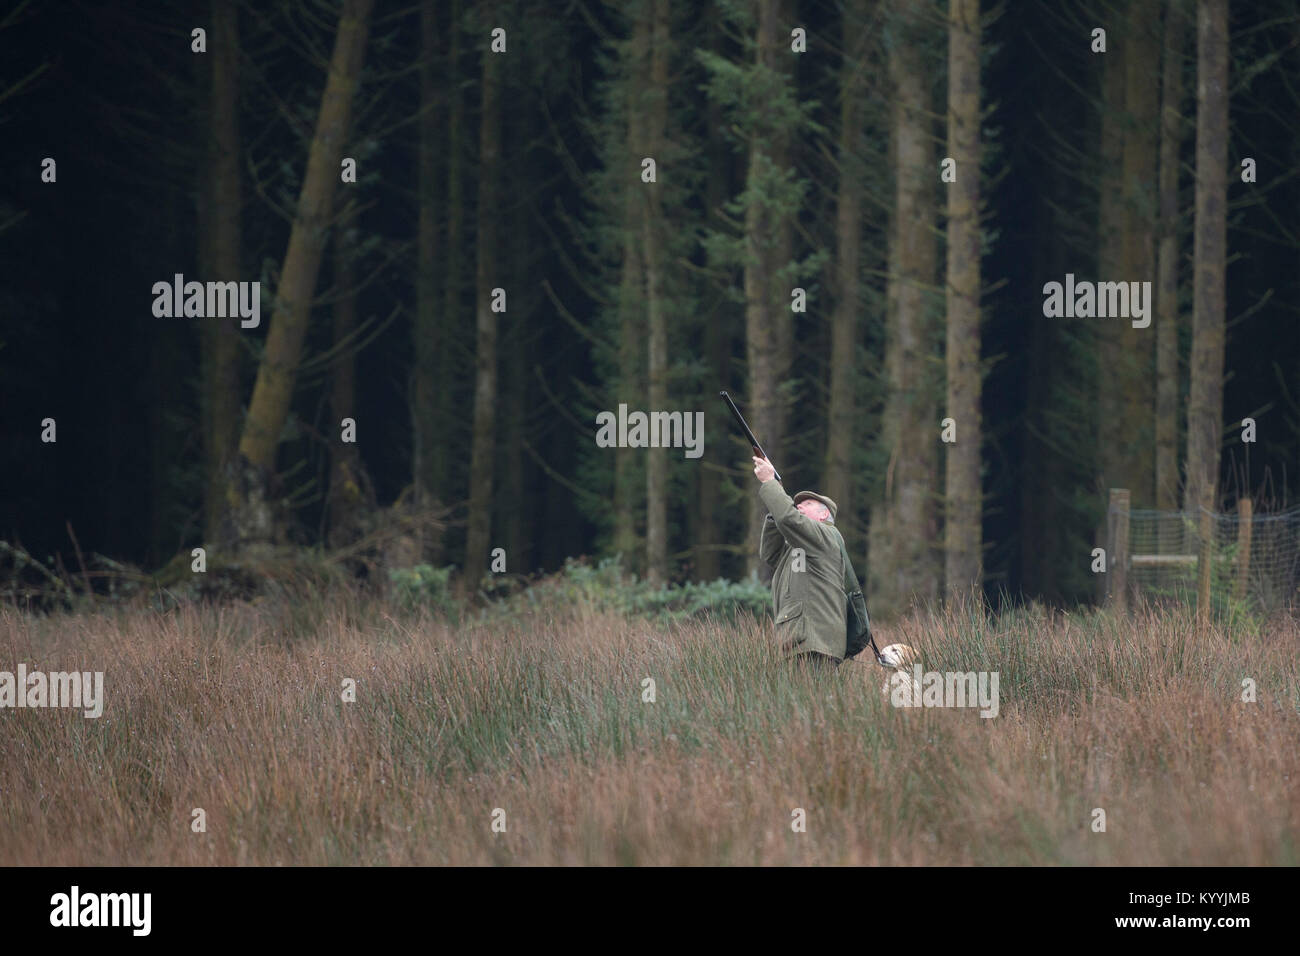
xmin=0 ymin=597 xmax=1297 ymax=865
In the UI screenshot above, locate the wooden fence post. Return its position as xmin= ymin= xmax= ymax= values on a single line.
xmin=1108 ymin=488 xmax=1130 ymax=612
xmin=1234 ymin=498 xmax=1253 ymax=601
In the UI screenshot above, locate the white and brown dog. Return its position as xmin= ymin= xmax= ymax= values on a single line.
xmin=872 ymin=642 xmax=922 ymax=700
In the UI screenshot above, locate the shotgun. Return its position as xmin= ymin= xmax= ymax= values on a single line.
xmin=719 ymin=391 xmax=781 ymax=482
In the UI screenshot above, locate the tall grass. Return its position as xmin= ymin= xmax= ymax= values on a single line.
xmin=0 ymin=597 xmax=1296 ymax=865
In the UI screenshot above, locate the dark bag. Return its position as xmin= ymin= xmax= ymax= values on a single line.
xmin=837 ymin=537 xmax=880 ymax=662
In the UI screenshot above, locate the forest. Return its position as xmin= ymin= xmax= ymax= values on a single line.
xmin=3 ymin=0 xmax=1299 ymax=617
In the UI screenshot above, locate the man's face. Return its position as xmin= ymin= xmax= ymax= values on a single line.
xmin=796 ymin=499 xmax=830 ymax=522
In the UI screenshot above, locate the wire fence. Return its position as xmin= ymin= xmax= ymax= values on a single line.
xmin=1111 ymin=494 xmax=1300 ymax=615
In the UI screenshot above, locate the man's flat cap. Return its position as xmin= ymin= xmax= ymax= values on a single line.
xmin=792 ymin=490 xmax=837 ymax=520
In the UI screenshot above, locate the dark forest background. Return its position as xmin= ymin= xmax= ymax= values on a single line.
xmin=2 ymin=0 xmax=1297 ymax=614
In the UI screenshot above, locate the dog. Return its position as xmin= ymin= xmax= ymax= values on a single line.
xmin=871 ymin=642 xmax=922 ymax=701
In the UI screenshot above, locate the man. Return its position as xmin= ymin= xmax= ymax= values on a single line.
xmin=753 ymin=455 xmax=847 ymax=673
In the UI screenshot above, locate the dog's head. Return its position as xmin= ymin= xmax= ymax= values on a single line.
xmin=877 ymin=642 xmax=919 ymax=670
xmin=869 ymin=643 xmax=922 ymax=699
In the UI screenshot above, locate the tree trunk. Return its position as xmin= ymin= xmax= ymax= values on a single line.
xmin=502 ymin=287 xmax=527 ymax=571
xmin=204 ymin=0 xmax=242 ymax=545
xmin=869 ymin=0 xmax=941 ymax=616
xmin=743 ymin=0 xmax=795 ymax=578
xmin=826 ymin=0 xmax=869 ymax=553
xmin=439 ymin=0 xmax=465 ymax=566
xmin=944 ymin=0 xmax=982 ymax=596
xmin=1096 ymin=0 xmax=1126 ymax=509
xmin=1155 ymin=0 xmax=1187 ymax=513
xmin=643 ymin=0 xmax=671 ymax=583
xmin=695 ymin=2 xmax=730 ymax=583
xmin=327 ymin=198 xmax=375 ymax=547
xmin=463 ymin=2 xmax=503 ymax=590
xmin=1092 ymin=1 xmax=1127 ymax=602
xmin=1183 ymin=0 xmax=1228 ymax=515
xmin=613 ymin=2 xmax=650 ymax=572
xmin=502 ymin=61 xmax=528 ymax=573
xmin=232 ymin=0 xmax=374 ymax=546
xmin=413 ymin=0 xmax=443 ymax=558
xmin=1116 ymin=0 xmax=1160 ymax=505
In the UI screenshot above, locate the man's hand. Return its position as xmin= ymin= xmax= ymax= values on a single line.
xmin=753 ymin=455 xmax=776 ymax=483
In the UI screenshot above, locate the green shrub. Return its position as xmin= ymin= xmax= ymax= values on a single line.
xmin=388 ymin=564 xmax=460 ymax=618
xmin=625 ymin=575 xmax=772 ymax=624
xmin=502 ymin=555 xmax=770 ymax=625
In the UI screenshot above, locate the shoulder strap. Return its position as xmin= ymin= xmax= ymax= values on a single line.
xmin=837 ymin=532 xmax=859 ymax=593
xmin=837 ymin=534 xmax=883 ymax=664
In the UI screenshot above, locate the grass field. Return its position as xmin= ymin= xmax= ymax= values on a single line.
xmin=1 ymin=597 xmax=1297 ymax=865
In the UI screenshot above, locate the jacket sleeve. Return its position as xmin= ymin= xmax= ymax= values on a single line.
xmin=759 ymin=514 xmax=784 ymax=568
xmin=758 ymin=480 xmax=830 ymax=554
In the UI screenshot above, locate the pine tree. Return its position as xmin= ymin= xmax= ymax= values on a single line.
xmin=869 ymin=0 xmax=944 ymax=615
xmin=464 ymin=0 xmax=504 ymax=589
xmin=944 ymin=0 xmax=983 ymax=596
xmin=234 ymin=0 xmax=375 ymax=546
xmin=202 ymin=0 xmax=243 ymax=546
xmin=412 ymin=0 xmax=445 ymax=557
xmin=1183 ymin=0 xmax=1228 ymax=514
xmin=1155 ymin=0 xmax=1188 ymax=513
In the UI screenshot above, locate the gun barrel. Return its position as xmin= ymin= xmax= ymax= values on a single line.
xmin=719 ymin=391 xmax=781 ymax=482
